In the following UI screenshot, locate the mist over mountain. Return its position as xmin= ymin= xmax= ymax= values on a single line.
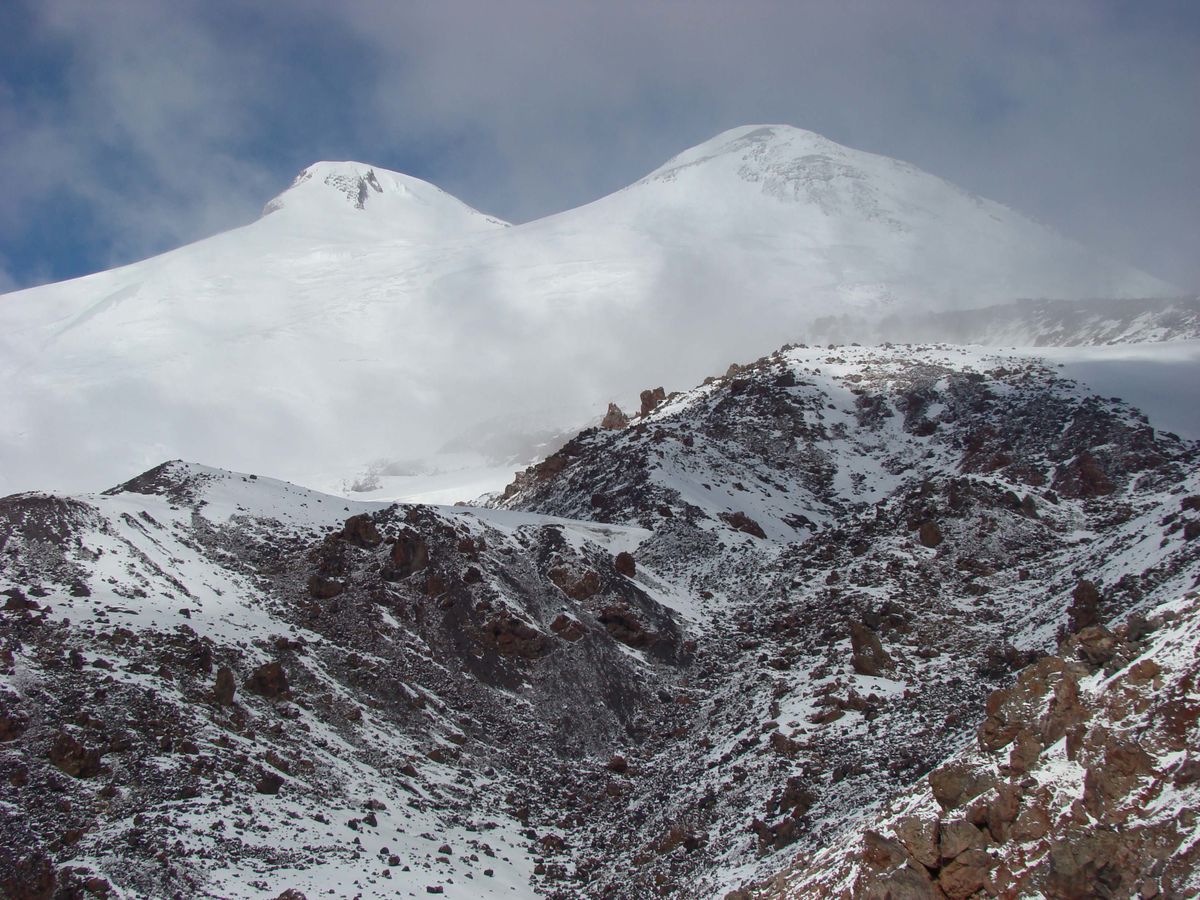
xmin=0 ymin=125 xmax=1183 ymax=500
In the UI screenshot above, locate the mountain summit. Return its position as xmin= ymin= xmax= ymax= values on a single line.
xmin=0 ymin=125 xmax=1185 ymax=498
xmin=259 ymin=161 xmax=508 ymax=237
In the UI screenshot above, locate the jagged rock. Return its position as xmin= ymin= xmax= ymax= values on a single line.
xmin=47 ymin=732 xmax=103 ymax=778
xmin=481 ymin=614 xmax=549 ymax=659
xmin=613 ymin=551 xmax=636 ymax=578
xmin=274 ymin=891 xmax=307 ymax=900
xmin=550 ymin=613 xmax=585 ymax=642
xmin=929 ymin=763 xmax=995 ymax=811
xmin=639 ymin=387 xmax=666 ymax=417
xmin=340 ymin=513 xmax=382 ymax=548
xmin=244 ymin=662 xmax=289 ymax=699
xmin=307 ymin=574 xmax=344 ymax=599
xmin=601 ymin=403 xmax=629 ymax=430
xmin=1053 ymin=450 xmax=1115 ymax=499
xmin=256 ymin=771 xmax=285 ymax=795
xmin=849 ymin=621 xmax=892 ymax=676
xmin=387 ymin=529 xmax=429 ymax=579
xmin=598 ymin=605 xmax=651 ymax=648
xmin=938 ymin=819 xmax=987 ymax=861
xmin=720 ymin=511 xmax=767 ymax=539
xmin=894 ymin=815 xmax=940 ymax=869
xmin=1073 ymin=624 xmax=1117 ymax=666
xmin=938 ymin=848 xmax=994 ymax=898
xmin=548 ymin=566 xmax=601 ymax=600
xmin=213 ymin=666 xmax=236 ymax=705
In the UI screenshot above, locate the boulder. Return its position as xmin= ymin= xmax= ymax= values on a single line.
xmin=938 ymin=848 xmax=994 ymax=898
xmin=388 ymin=530 xmax=429 ymax=579
xmin=340 ymin=513 xmax=382 ymax=549
xmin=549 ymin=614 xmax=585 ymax=642
xmin=917 ymin=521 xmax=943 ymax=548
xmin=47 ymin=732 xmax=104 ymax=778
xmin=894 ymin=815 xmax=940 ymax=869
xmin=929 ymin=763 xmax=995 ymax=811
xmin=850 ymin=621 xmax=893 ymax=676
xmin=613 ymin=551 xmax=636 ymax=578
xmin=720 ymin=511 xmax=767 ymax=539
xmin=244 ymin=661 xmax=289 ymax=699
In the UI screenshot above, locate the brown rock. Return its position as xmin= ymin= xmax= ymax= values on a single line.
xmin=600 ymin=403 xmax=629 ymax=430
xmin=548 ymin=566 xmax=601 ymax=600
xmin=917 ymin=521 xmax=943 ymax=548
xmin=986 ymin=783 xmax=1022 ymax=841
xmin=275 ymin=891 xmax=307 ymax=900
xmin=938 ymin=849 xmax=994 ymax=899
xmin=549 ymin=613 xmax=585 ymax=642
xmin=1009 ymin=804 xmax=1051 ymax=843
xmin=850 ymin=621 xmax=893 ymax=676
xmin=1067 ymin=579 xmax=1102 ymax=633
xmin=895 ymin=815 xmax=940 ymax=869
xmin=929 ymin=763 xmax=995 ymax=811
xmin=939 ymin=820 xmax=987 ymax=861
xmin=1073 ymin=625 xmax=1116 ymax=666
xmin=244 ymin=661 xmax=289 ymax=699
xmin=214 ymin=666 xmax=236 ymax=705
xmin=639 ymin=387 xmax=667 ymax=417
xmin=256 ymin=771 xmax=285 ymax=794
xmin=47 ymin=732 xmax=104 ymax=778
xmin=1007 ymin=728 xmax=1042 ymax=775
xmin=340 ymin=513 xmax=382 ymax=548
xmin=720 ymin=511 xmax=767 ymax=539
xmin=613 ymin=551 xmax=636 ymax=578
xmin=388 ymin=529 xmax=429 ymax=579
xmin=307 ymin=574 xmax=344 ymax=599
xmin=606 ymin=755 xmax=629 ymax=773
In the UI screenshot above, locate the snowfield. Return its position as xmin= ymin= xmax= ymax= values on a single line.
xmin=0 ymin=125 xmax=1181 ymax=499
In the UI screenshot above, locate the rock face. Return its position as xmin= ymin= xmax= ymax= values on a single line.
xmin=2 ymin=344 xmax=1199 ymax=898
xmin=762 ymin=591 xmax=1200 ymax=900
xmin=601 ymin=403 xmax=629 ymax=430
xmin=640 ymin=387 xmax=667 ymax=417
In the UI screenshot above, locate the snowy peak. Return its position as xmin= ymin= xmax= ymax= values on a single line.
xmin=260 ymin=160 xmax=508 ymax=236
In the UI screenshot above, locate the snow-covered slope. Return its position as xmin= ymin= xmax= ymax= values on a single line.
xmin=2 ymin=345 xmax=1199 ymax=897
xmin=0 ymin=126 xmax=1177 ymax=498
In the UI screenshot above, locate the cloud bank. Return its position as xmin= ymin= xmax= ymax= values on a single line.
xmin=1 ymin=0 xmax=1197 ymax=290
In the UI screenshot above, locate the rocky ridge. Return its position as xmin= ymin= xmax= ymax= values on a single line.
xmin=1 ymin=343 xmax=1198 ymax=898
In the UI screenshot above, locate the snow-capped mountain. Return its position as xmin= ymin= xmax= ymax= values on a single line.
xmin=2 ymin=344 xmax=1197 ymax=898
xmin=0 ymin=125 xmax=1181 ymax=499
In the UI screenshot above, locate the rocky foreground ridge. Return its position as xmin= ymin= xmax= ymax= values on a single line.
xmin=1 ymin=344 xmax=1198 ymax=898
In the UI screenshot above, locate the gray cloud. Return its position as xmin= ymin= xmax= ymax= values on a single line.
xmin=2 ymin=0 xmax=1197 ymax=289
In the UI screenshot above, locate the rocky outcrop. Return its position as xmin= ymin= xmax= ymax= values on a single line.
xmin=601 ymin=403 xmax=629 ymax=430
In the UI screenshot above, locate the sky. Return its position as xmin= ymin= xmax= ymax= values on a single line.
xmin=1 ymin=0 xmax=1197 ymax=294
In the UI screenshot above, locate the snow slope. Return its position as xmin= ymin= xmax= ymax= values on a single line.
xmin=0 ymin=126 xmax=1177 ymax=498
